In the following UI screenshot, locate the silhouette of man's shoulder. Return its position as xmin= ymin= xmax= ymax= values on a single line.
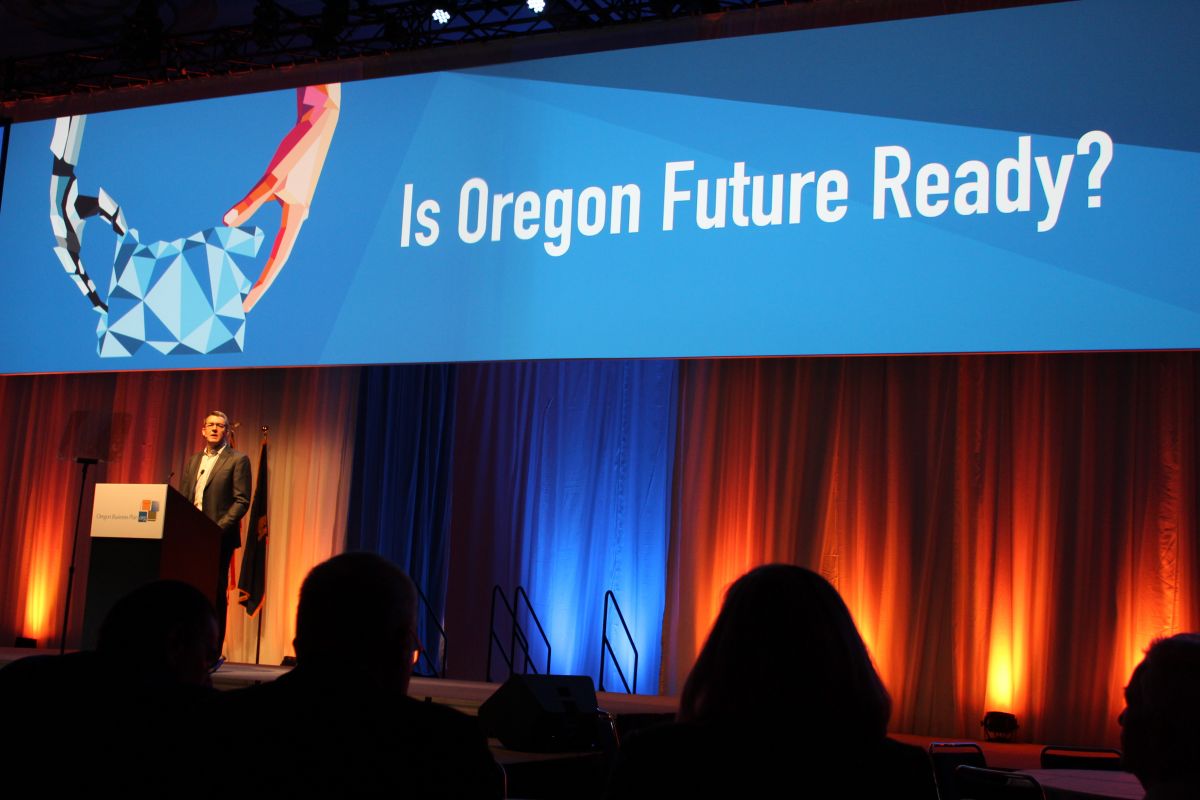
xmin=209 ymin=670 xmax=501 ymax=798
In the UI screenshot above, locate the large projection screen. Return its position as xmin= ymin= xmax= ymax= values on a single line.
xmin=1 ymin=0 xmax=1196 ymax=374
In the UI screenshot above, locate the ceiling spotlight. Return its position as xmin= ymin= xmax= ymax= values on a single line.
xmin=527 ymin=0 xmax=546 ymax=12
xmin=432 ymin=8 xmax=451 ymax=24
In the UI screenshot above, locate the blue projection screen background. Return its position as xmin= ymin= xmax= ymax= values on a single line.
xmin=1 ymin=0 xmax=1197 ymax=374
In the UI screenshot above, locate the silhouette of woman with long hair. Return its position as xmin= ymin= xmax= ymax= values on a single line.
xmin=609 ymin=564 xmax=936 ymax=798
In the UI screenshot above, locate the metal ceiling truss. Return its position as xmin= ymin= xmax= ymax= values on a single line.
xmin=3 ymin=0 xmax=791 ymax=103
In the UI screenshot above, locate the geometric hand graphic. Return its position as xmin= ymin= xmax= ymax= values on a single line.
xmin=224 ymin=83 xmax=340 ymax=313
xmin=98 ymin=224 xmax=264 ymax=356
xmin=50 ymin=115 xmax=264 ymax=357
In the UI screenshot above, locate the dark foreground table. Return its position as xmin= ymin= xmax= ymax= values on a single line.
xmin=1021 ymin=768 xmax=1144 ymax=800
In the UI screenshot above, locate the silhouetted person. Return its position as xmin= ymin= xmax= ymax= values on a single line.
xmin=607 ymin=564 xmax=937 ymax=799
xmin=1120 ymin=633 xmax=1200 ymax=800
xmin=96 ymin=576 xmax=223 ymax=688
xmin=210 ymin=552 xmax=502 ymax=797
xmin=0 ymin=580 xmax=219 ymax=795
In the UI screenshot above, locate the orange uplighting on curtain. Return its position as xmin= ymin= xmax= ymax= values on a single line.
xmin=22 ymin=562 xmax=55 ymax=641
xmin=0 ymin=373 xmax=110 ymax=648
xmin=13 ymin=481 xmax=78 ymax=645
xmin=19 ymin=518 xmax=72 ymax=645
xmin=691 ymin=523 xmax=758 ymax=651
xmin=105 ymin=367 xmax=360 ymax=664
xmin=985 ymin=634 xmax=1014 ymax=711
xmin=0 ymin=368 xmax=360 ymax=657
xmin=666 ymin=353 xmax=1200 ymax=746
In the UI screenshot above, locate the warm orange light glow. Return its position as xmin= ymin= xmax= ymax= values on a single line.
xmin=23 ymin=569 xmax=53 ymax=641
xmin=19 ymin=515 xmax=68 ymax=644
xmin=1 ymin=349 xmax=1195 ymax=752
xmin=690 ymin=522 xmax=758 ymax=660
xmin=848 ymin=591 xmax=883 ymax=683
xmin=853 ymin=614 xmax=888 ymax=686
xmin=985 ymin=635 xmax=1014 ymax=711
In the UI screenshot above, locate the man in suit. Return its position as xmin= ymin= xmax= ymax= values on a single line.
xmin=178 ymin=409 xmax=251 ymax=648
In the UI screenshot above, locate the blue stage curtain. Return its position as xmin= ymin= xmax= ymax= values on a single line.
xmin=345 ymin=364 xmax=458 ymax=674
xmin=444 ymin=360 xmax=677 ymax=692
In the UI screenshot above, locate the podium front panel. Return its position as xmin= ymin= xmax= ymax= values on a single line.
xmin=91 ymin=483 xmax=169 ymax=540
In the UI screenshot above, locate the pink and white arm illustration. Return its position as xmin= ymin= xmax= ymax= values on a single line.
xmin=224 ymin=83 xmax=341 ymax=313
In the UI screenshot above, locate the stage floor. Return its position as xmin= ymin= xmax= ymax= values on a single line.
xmin=0 ymin=647 xmax=1060 ymax=769
xmin=211 ymin=658 xmax=681 ymax=719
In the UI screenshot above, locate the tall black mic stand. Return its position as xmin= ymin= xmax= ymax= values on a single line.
xmin=60 ymin=456 xmax=99 ymax=654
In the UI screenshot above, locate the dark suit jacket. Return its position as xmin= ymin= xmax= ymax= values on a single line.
xmin=178 ymin=445 xmax=251 ymax=551
xmin=0 ymin=651 xmax=215 ymax=796
xmin=207 ymin=666 xmax=504 ymax=798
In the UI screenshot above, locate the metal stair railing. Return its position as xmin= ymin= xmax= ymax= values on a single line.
xmin=413 ymin=582 xmax=447 ymax=678
xmin=487 ymin=584 xmax=552 ymax=681
xmin=598 ymin=589 xmax=638 ymax=694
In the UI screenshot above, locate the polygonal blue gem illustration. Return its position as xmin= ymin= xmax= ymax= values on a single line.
xmin=96 ymin=225 xmax=264 ymax=357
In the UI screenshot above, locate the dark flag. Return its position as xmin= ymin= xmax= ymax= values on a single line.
xmin=237 ymin=433 xmax=269 ymax=616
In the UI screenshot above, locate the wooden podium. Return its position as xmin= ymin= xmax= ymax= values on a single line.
xmin=81 ymin=483 xmax=222 ymax=648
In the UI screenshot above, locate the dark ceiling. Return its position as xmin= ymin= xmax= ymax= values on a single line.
xmin=1 ymin=0 xmax=1057 ymax=120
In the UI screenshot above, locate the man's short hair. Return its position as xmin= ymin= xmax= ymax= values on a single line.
xmin=1123 ymin=633 xmax=1200 ymax=784
xmin=97 ymin=579 xmax=217 ymax=682
xmin=203 ymin=410 xmax=229 ymax=425
xmin=294 ymin=552 xmax=417 ymax=667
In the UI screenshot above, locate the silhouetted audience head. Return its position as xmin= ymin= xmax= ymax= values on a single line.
xmin=608 ymin=564 xmax=934 ymax=800
xmin=1121 ymin=633 xmax=1200 ymax=795
xmin=206 ymin=553 xmax=500 ymax=797
xmin=679 ymin=563 xmax=891 ymax=743
xmin=0 ymin=580 xmax=218 ymax=795
xmin=97 ymin=578 xmax=219 ymax=687
xmin=294 ymin=551 xmax=418 ymax=689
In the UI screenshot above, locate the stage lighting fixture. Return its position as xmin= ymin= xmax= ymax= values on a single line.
xmin=479 ymin=674 xmax=611 ymax=752
xmin=981 ymin=711 xmax=1019 ymax=742
xmin=433 ymin=8 xmax=451 ymax=24
xmin=14 ymin=636 xmax=37 ymax=648
xmin=117 ymin=0 xmax=165 ymax=67
xmin=528 ymin=0 xmax=546 ymax=12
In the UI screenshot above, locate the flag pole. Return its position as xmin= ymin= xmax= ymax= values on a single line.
xmin=237 ymin=425 xmax=270 ymax=664
xmin=253 ymin=426 xmax=268 ymax=665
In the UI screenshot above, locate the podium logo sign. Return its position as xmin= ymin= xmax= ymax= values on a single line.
xmin=92 ymin=484 xmax=168 ymax=540
xmin=138 ymin=499 xmax=160 ymax=523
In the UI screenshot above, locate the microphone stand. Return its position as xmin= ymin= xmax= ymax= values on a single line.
xmin=60 ymin=456 xmax=99 ymax=654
